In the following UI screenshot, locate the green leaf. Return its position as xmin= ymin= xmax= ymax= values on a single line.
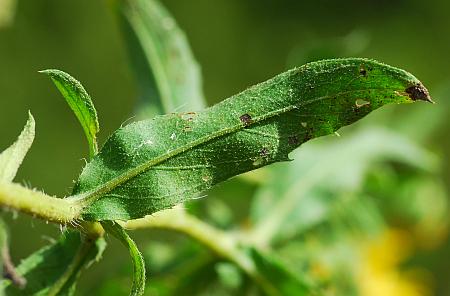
xmin=69 ymin=58 xmax=431 ymax=221
xmin=0 ymin=232 xmax=106 ymax=296
xmin=250 ymin=127 xmax=437 ymax=245
xmin=102 ymin=221 xmax=145 ymax=296
xmin=118 ymin=0 xmax=206 ymax=116
xmin=0 ymin=112 xmax=35 ymax=182
xmin=40 ymin=69 xmax=99 ymax=158
xmin=250 ymin=248 xmax=317 ymax=296
xmin=0 ymin=113 xmax=34 ymax=291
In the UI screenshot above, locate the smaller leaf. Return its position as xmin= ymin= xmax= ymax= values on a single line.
xmin=118 ymin=0 xmax=206 ymax=116
xmin=0 ymin=112 xmax=35 ymax=182
xmin=0 ymin=231 xmax=106 ymax=296
xmin=102 ymin=221 xmax=145 ymax=296
xmin=250 ymin=248 xmax=317 ymax=296
xmin=0 ymin=113 xmax=34 ymax=292
xmin=40 ymin=69 xmax=99 ymax=158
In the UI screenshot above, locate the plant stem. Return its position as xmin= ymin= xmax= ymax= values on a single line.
xmin=121 ymin=209 xmax=275 ymax=292
xmin=0 ymin=182 xmax=81 ymax=224
xmin=1 ymin=243 xmax=26 ymax=288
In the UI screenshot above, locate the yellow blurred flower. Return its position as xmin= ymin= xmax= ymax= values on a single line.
xmin=356 ymin=229 xmax=432 ymax=296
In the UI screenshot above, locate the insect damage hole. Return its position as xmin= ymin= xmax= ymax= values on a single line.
xmin=253 ymin=147 xmax=270 ymax=166
xmin=359 ymin=64 xmax=368 ymax=77
xmin=405 ymin=84 xmax=433 ymax=102
xmin=355 ymin=99 xmax=370 ymax=108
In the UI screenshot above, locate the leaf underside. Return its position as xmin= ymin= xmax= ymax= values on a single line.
xmin=69 ymin=58 xmax=430 ymax=221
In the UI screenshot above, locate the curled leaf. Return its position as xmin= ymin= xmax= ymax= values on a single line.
xmin=102 ymin=221 xmax=145 ymax=296
xmin=40 ymin=69 xmax=100 ymax=158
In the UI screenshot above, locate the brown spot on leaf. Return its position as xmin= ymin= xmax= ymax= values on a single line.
xmin=259 ymin=147 xmax=269 ymax=157
xmin=180 ymin=112 xmax=197 ymax=121
xmin=239 ymin=113 xmax=253 ymax=126
xmin=405 ymin=84 xmax=433 ymax=103
xmin=359 ymin=64 xmax=367 ymax=77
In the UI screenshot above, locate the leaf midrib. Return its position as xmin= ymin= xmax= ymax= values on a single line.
xmin=70 ymin=87 xmax=404 ymax=207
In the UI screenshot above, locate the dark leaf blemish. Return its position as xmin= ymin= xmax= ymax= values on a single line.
xmin=359 ymin=65 xmax=367 ymax=77
xmin=405 ymin=84 xmax=433 ymax=103
xmin=259 ymin=147 xmax=269 ymax=157
xmin=239 ymin=114 xmax=253 ymax=126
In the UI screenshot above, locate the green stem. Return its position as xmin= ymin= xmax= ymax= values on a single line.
xmin=121 ymin=209 xmax=274 ymax=293
xmin=0 ymin=182 xmax=81 ymax=224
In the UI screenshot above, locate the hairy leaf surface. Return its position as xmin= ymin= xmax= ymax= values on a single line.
xmin=0 ymin=112 xmax=35 ymax=182
xmin=102 ymin=221 xmax=145 ymax=296
xmin=40 ymin=69 xmax=99 ymax=157
xmin=119 ymin=0 xmax=206 ymax=116
xmin=70 ymin=58 xmax=431 ymax=221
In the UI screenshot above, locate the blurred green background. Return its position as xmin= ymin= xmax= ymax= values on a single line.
xmin=0 ymin=0 xmax=449 ymax=295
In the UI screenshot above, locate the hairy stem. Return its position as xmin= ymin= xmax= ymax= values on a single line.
xmin=0 ymin=182 xmax=81 ymax=224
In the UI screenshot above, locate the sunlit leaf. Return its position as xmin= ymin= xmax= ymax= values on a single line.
xmin=40 ymin=69 xmax=99 ymax=158
xmin=102 ymin=221 xmax=145 ymax=296
xmin=68 ymin=58 xmax=431 ymax=221
xmin=118 ymin=0 xmax=206 ymax=116
xmin=0 ymin=112 xmax=35 ymax=182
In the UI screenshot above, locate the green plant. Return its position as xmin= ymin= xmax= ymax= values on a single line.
xmin=0 ymin=1 xmax=436 ymax=295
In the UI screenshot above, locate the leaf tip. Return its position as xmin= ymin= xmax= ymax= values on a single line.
xmin=38 ymin=69 xmax=64 ymax=78
xmin=27 ymin=110 xmax=35 ymax=122
xmin=37 ymin=69 xmax=52 ymax=75
xmin=405 ymin=83 xmax=434 ymax=104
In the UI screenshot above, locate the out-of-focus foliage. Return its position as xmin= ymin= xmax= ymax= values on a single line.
xmin=117 ymin=0 xmax=206 ymax=117
xmin=0 ymin=0 xmax=16 ymax=28
xmin=2 ymin=232 xmax=106 ymax=295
